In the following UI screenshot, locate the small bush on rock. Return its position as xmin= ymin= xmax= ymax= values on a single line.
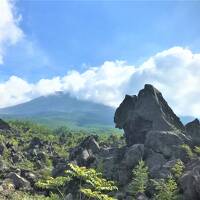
xmin=171 ymin=160 xmax=185 ymax=179
xmin=194 ymin=146 xmax=200 ymax=155
xmin=128 ymin=160 xmax=149 ymax=198
xmin=152 ymin=176 xmax=178 ymax=200
xmin=180 ymin=144 xmax=193 ymax=159
xmin=36 ymin=163 xmax=118 ymax=200
xmin=66 ymin=163 xmax=118 ymax=200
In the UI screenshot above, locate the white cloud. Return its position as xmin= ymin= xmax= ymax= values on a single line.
xmin=0 ymin=76 xmax=32 ymax=107
xmin=127 ymin=46 xmax=200 ymax=117
xmin=61 ymin=61 xmax=136 ymax=106
xmin=0 ymin=61 xmax=136 ymax=108
xmin=0 ymin=0 xmax=23 ymax=64
xmin=0 ymin=47 xmax=200 ymax=118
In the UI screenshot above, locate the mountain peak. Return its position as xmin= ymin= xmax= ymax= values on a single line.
xmin=0 ymin=92 xmax=115 ymax=128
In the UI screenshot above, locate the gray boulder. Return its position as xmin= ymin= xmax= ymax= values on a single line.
xmin=124 ymin=144 xmax=144 ymax=168
xmin=6 ymin=172 xmax=31 ymax=190
xmin=64 ymin=193 xmax=73 ymax=200
xmin=69 ymin=136 xmax=100 ymax=166
xmin=102 ymin=156 xmax=119 ymax=181
xmin=135 ymin=193 xmax=149 ymax=200
xmin=145 ymin=131 xmax=184 ymax=159
xmin=185 ymin=119 xmax=200 ymax=146
xmin=29 ymin=137 xmax=44 ymax=150
xmin=145 ymin=150 xmax=167 ymax=178
xmin=0 ymin=143 xmax=5 ymax=155
xmin=180 ymin=158 xmax=200 ymax=200
xmin=114 ymin=84 xmax=185 ymax=146
xmin=21 ymin=170 xmax=38 ymax=186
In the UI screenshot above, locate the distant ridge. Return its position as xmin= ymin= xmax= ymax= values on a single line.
xmin=0 ymin=92 xmax=115 ymax=128
xmin=0 ymin=91 xmax=193 ymax=128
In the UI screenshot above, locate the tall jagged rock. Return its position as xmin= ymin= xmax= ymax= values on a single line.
xmin=114 ymin=84 xmax=185 ymax=146
xmin=185 ymin=119 xmax=200 ymax=146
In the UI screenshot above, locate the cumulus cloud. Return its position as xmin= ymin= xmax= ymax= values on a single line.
xmin=0 ymin=47 xmax=200 ymax=118
xmin=0 ymin=61 xmax=136 ymax=108
xmin=131 ymin=46 xmax=200 ymax=117
xmin=0 ymin=0 xmax=23 ymax=64
xmin=0 ymin=76 xmax=32 ymax=107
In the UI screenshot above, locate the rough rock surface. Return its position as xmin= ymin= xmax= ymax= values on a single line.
xmin=0 ymin=119 xmax=10 ymax=131
xmin=69 ymin=137 xmax=143 ymax=186
xmin=180 ymin=158 xmax=200 ymax=200
xmin=185 ymin=119 xmax=200 ymax=146
xmin=69 ymin=135 xmax=100 ymax=166
xmin=0 ymin=143 xmax=5 ymax=155
xmin=114 ymin=84 xmax=185 ymax=146
xmin=124 ymin=144 xmax=144 ymax=168
xmin=145 ymin=130 xmax=185 ymax=159
xmin=6 ymin=172 xmax=31 ymax=190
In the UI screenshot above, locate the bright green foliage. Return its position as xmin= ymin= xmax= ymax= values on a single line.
xmin=180 ymin=144 xmax=193 ymax=158
xmin=0 ymin=134 xmax=5 ymax=143
xmin=128 ymin=160 xmax=149 ymax=197
xmin=153 ymin=176 xmax=178 ymax=200
xmin=36 ymin=176 xmax=71 ymax=198
xmin=36 ymin=176 xmax=71 ymax=189
xmin=16 ymin=159 xmax=35 ymax=171
xmin=9 ymin=191 xmax=60 ymax=200
xmin=194 ymin=146 xmax=200 ymax=155
xmin=36 ymin=163 xmax=117 ymax=200
xmin=99 ymin=134 xmax=125 ymax=148
xmin=0 ymin=187 xmax=60 ymax=200
xmin=171 ymin=160 xmax=185 ymax=179
xmin=66 ymin=163 xmax=118 ymax=200
xmin=80 ymin=188 xmax=116 ymax=200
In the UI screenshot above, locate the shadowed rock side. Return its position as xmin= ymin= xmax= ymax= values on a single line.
xmin=114 ymin=84 xmax=185 ymax=146
xmin=0 ymin=119 xmax=11 ymax=131
xmin=185 ymin=119 xmax=200 ymax=146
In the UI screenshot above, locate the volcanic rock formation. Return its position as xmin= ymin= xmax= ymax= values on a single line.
xmin=114 ymin=84 xmax=185 ymax=146
xmin=185 ymin=119 xmax=200 ymax=146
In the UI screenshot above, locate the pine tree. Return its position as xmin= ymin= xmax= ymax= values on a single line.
xmin=128 ymin=160 xmax=149 ymax=198
xmin=152 ymin=176 xmax=178 ymax=200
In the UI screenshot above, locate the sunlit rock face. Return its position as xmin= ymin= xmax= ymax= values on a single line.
xmin=114 ymin=84 xmax=185 ymax=146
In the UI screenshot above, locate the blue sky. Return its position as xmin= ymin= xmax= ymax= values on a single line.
xmin=1 ymin=0 xmax=200 ymax=81
xmin=0 ymin=0 xmax=200 ymax=118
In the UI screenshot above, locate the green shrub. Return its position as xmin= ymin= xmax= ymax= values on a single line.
xmin=36 ymin=163 xmax=118 ymax=200
xmin=171 ymin=160 xmax=184 ymax=179
xmin=194 ymin=146 xmax=200 ymax=155
xmin=11 ymin=191 xmax=60 ymax=200
xmin=36 ymin=176 xmax=71 ymax=199
xmin=66 ymin=163 xmax=118 ymax=200
xmin=128 ymin=160 xmax=149 ymax=197
xmin=16 ymin=159 xmax=35 ymax=171
xmin=0 ymin=134 xmax=5 ymax=143
xmin=152 ymin=176 xmax=178 ymax=200
xmin=180 ymin=144 xmax=193 ymax=158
